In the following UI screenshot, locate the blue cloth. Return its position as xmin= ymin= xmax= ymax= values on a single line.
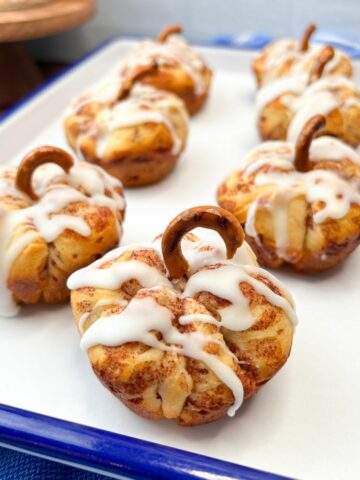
xmin=0 ymin=448 xmax=107 ymax=479
xmin=210 ymin=31 xmax=360 ymax=57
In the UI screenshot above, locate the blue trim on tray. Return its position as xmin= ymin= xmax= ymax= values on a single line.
xmin=0 ymin=404 xmax=293 ymax=480
xmin=0 ymin=37 xmax=294 ymax=480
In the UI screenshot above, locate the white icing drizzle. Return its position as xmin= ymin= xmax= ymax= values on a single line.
xmin=310 ymin=136 xmax=360 ymax=164
xmin=183 ymin=263 xmax=297 ymax=329
xmin=240 ymin=142 xmax=294 ymax=177
xmin=255 ymin=169 xmax=360 ymax=225
xmin=73 ymin=83 xmax=188 ymax=159
xmin=0 ymin=163 xmax=125 ymax=317
xmin=70 ymin=229 xmax=297 ymax=417
xmin=288 ymin=90 xmax=338 ymax=143
xmin=68 ymin=258 xmax=172 ymax=291
xmin=287 ymin=76 xmax=360 ymax=143
xmin=80 ymin=295 xmax=244 ymax=416
xmin=65 ymin=78 xmax=123 ymax=116
xmin=256 ymin=75 xmax=307 ymax=113
xmin=261 ymin=39 xmax=349 ymax=85
xmin=240 ymin=139 xmax=360 ymax=254
xmin=121 ymin=35 xmax=207 ymax=95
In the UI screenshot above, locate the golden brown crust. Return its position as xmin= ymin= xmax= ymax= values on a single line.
xmin=138 ymin=64 xmax=212 ymax=115
xmin=71 ymin=246 xmax=294 ymax=426
xmin=120 ymin=25 xmax=212 ymax=115
xmin=258 ymin=98 xmax=293 ymax=141
xmin=2 ymin=149 xmax=125 ymax=307
xmin=64 ymin=87 xmax=189 ymax=188
xmin=217 ymin=142 xmax=360 ymax=273
xmin=253 ymin=36 xmax=352 ymax=88
xmin=257 ymin=89 xmax=358 ymax=147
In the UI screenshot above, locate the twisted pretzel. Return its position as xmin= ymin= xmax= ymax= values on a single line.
xmin=309 ymin=45 xmax=335 ymax=84
xmin=162 ymin=205 xmax=245 ymax=279
xmin=119 ymin=63 xmax=159 ymax=100
xmin=157 ymin=24 xmax=183 ymax=43
xmin=15 ymin=146 xmax=74 ymax=200
xmin=299 ymin=23 xmax=316 ymax=52
xmin=294 ymin=114 xmax=326 ymax=172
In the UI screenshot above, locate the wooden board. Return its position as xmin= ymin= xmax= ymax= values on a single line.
xmin=0 ymin=0 xmax=95 ymax=41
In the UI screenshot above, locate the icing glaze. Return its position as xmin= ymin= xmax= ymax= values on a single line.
xmin=261 ymin=39 xmax=349 ymax=85
xmin=66 ymin=78 xmax=123 ymax=116
xmin=0 ymin=162 xmax=125 ymax=317
xmin=256 ymin=70 xmax=360 ymax=145
xmin=69 ymin=229 xmax=297 ymax=417
xmin=241 ymin=139 xmax=360 ymax=256
xmin=183 ymin=263 xmax=297 ymax=329
xmin=256 ymin=75 xmax=307 ymax=113
xmin=287 ymin=91 xmax=338 ymax=143
xmin=73 ymin=83 xmax=188 ymax=159
xmin=121 ymin=36 xmax=207 ymax=95
xmin=80 ymin=294 xmax=244 ymax=416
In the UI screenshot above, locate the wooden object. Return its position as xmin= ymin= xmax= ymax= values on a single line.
xmin=0 ymin=0 xmax=94 ymax=107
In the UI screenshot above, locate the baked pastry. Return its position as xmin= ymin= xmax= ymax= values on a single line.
xmin=64 ymin=69 xmax=189 ymax=187
xmin=69 ymin=205 xmax=296 ymax=426
xmin=257 ymin=47 xmax=360 ymax=147
xmin=253 ymin=24 xmax=352 ymax=87
xmin=218 ymin=115 xmax=360 ymax=272
xmin=0 ymin=145 xmax=125 ymax=317
xmin=119 ymin=24 xmax=212 ymax=115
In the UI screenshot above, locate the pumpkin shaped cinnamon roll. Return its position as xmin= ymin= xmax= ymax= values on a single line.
xmin=119 ymin=24 xmax=212 ymax=115
xmin=69 ymin=206 xmax=296 ymax=426
xmin=218 ymin=116 xmax=360 ymax=273
xmin=0 ymin=146 xmax=125 ymax=317
xmin=64 ymin=71 xmax=189 ymax=187
xmin=253 ymin=23 xmax=352 ymax=87
xmin=257 ymin=46 xmax=360 ymax=147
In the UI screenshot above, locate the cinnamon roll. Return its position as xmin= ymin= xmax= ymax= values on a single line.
xmin=69 ymin=206 xmax=296 ymax=426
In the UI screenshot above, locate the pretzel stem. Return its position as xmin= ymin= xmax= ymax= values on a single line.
xmin=15 ymin=146 xmax=74 ymax=200
xmin=294 ymin=115 xmax=326 ymax=172
xmin=161 ymin=206 xmax=245 ymax=279
xmin=299 ymin=23 xmax=316 ymax=51
xmin=308 ymin=45 xmax=335 ymax=84
xmin=118 ymin=63 xmax=159 ymax=100
xmin=157 ymin=24 xmax=183 ymax=43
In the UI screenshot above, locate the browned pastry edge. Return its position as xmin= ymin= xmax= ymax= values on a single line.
xmin=71 ymin=212 xmax=295 ymax=425
xmin=4 ymin=146 xmax=124 ymax=306
xmin=245 ymin=228 xmax=360 ymax=273
xmin=83 ymin=149 xmax=180 ymax=188
xmin=139 ymin=69 xmax=211 ymax=116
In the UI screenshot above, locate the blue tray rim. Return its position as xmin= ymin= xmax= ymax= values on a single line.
xmin=0 ymin=38 xmax=293 ymax=480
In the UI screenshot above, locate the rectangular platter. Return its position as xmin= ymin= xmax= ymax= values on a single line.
xmin=0 ymin=39 xmax=359 ymax=480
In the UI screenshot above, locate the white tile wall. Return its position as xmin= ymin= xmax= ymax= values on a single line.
xmin=29 ymin=0 xmax=360 ymax=62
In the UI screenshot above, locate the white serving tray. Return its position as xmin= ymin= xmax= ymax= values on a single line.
xmin=0 ymin=39 xmax=359 ymax=480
